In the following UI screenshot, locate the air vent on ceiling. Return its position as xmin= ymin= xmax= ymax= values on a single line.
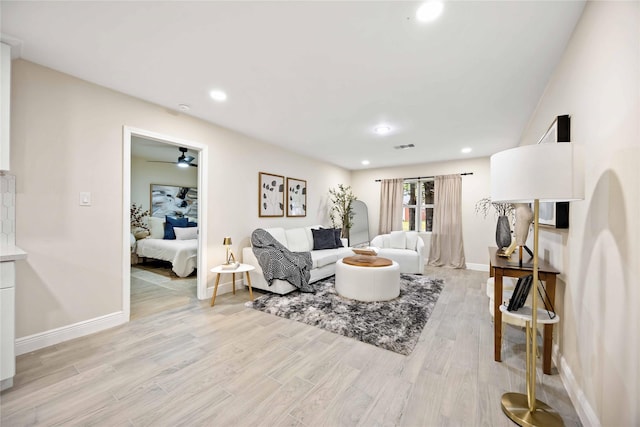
xmin=394 ymin=144 xmax=415 ymax=150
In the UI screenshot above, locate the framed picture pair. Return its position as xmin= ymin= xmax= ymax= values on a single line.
xmin=258 ymin=172 xmax=306 ymax=217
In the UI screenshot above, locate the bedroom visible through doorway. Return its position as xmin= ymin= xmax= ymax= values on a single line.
xmin=123 ymin=127 xmax=209 ymax=321
xmin=130 ymin=136 xmax=199 ymax=319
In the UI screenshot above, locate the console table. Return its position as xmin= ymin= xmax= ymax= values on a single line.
xmin=489 ymin=247 xmax=560 ymax=374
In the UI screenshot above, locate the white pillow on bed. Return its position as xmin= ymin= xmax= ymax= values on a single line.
xmin=148 ymin=217 xmax=165 ymax=239
xmin=174 ymin=226 xmax=198 ymax=240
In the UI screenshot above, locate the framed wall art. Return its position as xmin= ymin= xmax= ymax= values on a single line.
xmin=150 ymin=184 xmax=198 ymax=220
xmin=259 ymin=172 xmax=285 ymax=217
xmin=537 ymin=114 xmax=570 ymax=228
xmin=286 ymin=177 xmax=307 ymax=217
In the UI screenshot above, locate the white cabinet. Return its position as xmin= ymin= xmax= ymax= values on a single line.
xmin=0 ymin=261 xmax=16 ymax=390
xmin=1 ymin=42 xmax=11 ymax=171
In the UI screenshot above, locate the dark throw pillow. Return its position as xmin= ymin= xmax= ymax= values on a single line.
xmin=164 ymin=216 xmax=188 ymax=240
xmin=312 ymin=228 xmax=338 ymax=250
xmin=332 ymin=228 xmax=343 ymax=247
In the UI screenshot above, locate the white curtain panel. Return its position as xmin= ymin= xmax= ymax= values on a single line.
xmin=378 ymin=178 xmax=404 ymax=235
xmin=428 ymin=174 xmax=466 ymax=269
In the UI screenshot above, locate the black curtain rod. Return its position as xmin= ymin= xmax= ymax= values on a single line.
xmin=375 ymin=172 xmax=473 ymax=182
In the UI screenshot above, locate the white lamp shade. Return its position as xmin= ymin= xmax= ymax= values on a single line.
xmin=491 ymin=143 xmax=584 ymax=203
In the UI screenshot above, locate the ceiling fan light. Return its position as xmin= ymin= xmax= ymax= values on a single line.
xmin=177 ymin=161 xmax=189 ymax=168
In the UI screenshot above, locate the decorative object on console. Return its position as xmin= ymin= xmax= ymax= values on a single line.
xmin=286 ymin=177 xmax=307 ymax=217
xmin=150 ymin=184 xmax=198 ymax=220
xmin=474 ymin=197 xmax=514 ymax=249
xmin=328 ymin=184 xmax=357 ymax=241
xmin=259 ymin=172 xmax=285 ymax=217
xmin=513 ymin=203 xmax=534 ymax=265
xmin=491 ymin=140 xmax=584 ymax=427
xmin=536 ymin=115 xmax=571 ymax=228
xmin=246 ymin=273 xmax=445 ymax=355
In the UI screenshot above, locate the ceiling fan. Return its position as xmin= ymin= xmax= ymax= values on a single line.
xmin=148 ymin=147 xmax=197 ymax=168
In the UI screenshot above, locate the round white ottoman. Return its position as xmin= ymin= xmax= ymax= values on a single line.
xmin=335 ymin=258 xmax=400 ymax=302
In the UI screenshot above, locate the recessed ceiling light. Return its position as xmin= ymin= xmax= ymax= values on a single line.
xmin=416 ymin=1 xmax=444 ymax=23
xmin=361 ymin=160 xmax=370 ymax=166
xmin=374 ymin=125 xmax=392 ymax=135
xmin=461 ymin=147 xmax=472 ymax=154
xmin=209 ymin=89 xmax=228 ymax=102
xmin=178 ymin=104 xmax=190 ymax=112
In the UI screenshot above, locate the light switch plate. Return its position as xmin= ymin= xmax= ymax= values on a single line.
xmin=79 ymin=192 xmax=91 ymax=206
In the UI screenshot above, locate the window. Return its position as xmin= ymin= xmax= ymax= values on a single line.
xmin=402 ymin=178 xmax=434 ymax=232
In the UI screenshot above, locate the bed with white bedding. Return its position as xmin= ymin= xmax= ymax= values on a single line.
xmin=134 ymin=216 xmax=198 ymax=277
xmin=136 ymin=238 xmax=198 ymax=278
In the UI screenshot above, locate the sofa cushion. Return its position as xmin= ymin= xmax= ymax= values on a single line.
xmin=285 ymin=228 xmax=312 ymax=252
xmin=264 ymin=228 xmax=288 ymax=248
xmin=405 ymin=231 xmax=419 ymax=250
xmin=312 ymin=228 xmax=339 ymax=250
xmin=331 ymin=228 xmax=344 ymax=247
xmin=311 ymin=250 xmax=338 ymax=268
xmin=390 ymin=231 xmax=406 ymax=249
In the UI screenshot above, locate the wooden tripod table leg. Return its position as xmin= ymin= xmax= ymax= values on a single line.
xmin=210 ymin=274 xmax=221 ymax=307
xmin=246 ymin=271 xmax=254 ymax=301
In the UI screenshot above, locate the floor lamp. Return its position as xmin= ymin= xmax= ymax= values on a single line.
xmin=490 ymin=142 xmax=584 ymax=427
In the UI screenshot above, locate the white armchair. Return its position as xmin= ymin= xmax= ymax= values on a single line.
xmin=370 ymin=231 xmax=425 ymax=274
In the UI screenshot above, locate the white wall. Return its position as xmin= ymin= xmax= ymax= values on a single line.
xmin=518 ymin=2 xmax=639 ymax=425
xmin=351 ymin=156 xmax=494 ymax=268
xmin=11 ymin=59 xmax=350 ymax=339
xmin=130 ymin=156 xmax=198 ymax=215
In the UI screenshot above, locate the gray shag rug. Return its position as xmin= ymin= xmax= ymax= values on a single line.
xmin=245 ymin=274 xmax=445 ymax=355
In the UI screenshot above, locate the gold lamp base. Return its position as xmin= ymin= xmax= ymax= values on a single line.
xmin=501 ymin=393 xmax=564 ymax=427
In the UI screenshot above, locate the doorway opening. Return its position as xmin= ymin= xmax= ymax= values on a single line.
xmin=122 ymin=127 xmax=209 ymax=321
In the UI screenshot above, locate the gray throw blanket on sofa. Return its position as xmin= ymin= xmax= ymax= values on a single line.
xmin=251 ymin=228 xmax=313 ymax=292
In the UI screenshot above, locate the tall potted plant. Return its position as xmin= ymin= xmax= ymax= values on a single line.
xmin=328 ymin=184 xmax=357 ymax=241
xmin=475 ymin=197 xmax=514 ymax=249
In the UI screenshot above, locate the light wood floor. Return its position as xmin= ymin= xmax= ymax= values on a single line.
xmin=1 ymin=266 xmax=581 ymax=426
xmin=130 ymin=262 xmax=198 ymax=321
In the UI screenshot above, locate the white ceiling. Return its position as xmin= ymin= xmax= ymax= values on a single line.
xmin=1 ymin=1 xmax=585 ymax=170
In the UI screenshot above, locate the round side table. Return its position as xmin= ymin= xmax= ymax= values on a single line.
xmin=209 ymin=263 xmax=255 ymax=307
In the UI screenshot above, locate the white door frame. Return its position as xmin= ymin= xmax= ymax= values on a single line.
xmin=122 ymin=126 xmax=209 ymax=320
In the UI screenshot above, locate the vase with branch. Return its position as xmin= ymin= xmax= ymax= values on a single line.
xmin=475 ymin=197 xmax=514 ymax=249
xmin=130 ymin=203 xmax=150 ymax=240
xmin=328 ymin=184 xmax=357 ymax=241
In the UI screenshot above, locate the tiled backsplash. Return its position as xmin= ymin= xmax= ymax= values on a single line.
xmin=0 ymin=173 xmax=16 ymax=247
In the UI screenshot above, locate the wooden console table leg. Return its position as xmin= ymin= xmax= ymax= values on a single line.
xmin=245 ymin=271 xmax=254 ymax=301
xmin=232 ymin=272 xmax=236 ymax=295
xmin=494 ymin=271 xmax=503 ymax=362
xmin=210 ymin=274 xmax=221 ymax=307
xmin=542 ymin=274 xmax=557 ymax=374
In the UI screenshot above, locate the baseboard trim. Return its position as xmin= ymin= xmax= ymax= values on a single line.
xmin=466 ymin=263 xmax=489 ymax=272
xmin=205 ymin=279 xmax=246 ymax=299
xmin=15 ymin=311 xmax=128 ymax=356
xmin=552 ymin=344 xmax=600 ymax=427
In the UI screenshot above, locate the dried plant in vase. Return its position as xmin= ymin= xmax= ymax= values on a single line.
xmin=130 ymin=203 xmax=150 ymax=239
xmin=475 ymin=197 xmax=514 ymax=250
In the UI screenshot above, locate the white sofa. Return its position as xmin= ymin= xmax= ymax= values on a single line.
xmin=242 ymin=225 xmax=353 ymax=295
xmin=370 ymin=231 xmax=425 ymax=274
